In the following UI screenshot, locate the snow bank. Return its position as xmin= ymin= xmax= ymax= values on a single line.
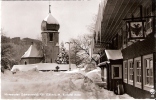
xmin=85 ymin=67 xmax=102 ymax=82
xmin=1 ymin=70 xmax=134 ymax=99
xmin=11 ymin=64 xmax=37 ymax=72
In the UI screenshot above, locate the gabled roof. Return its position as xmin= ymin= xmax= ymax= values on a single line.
xmin=21 ymin=44 xmax=43 ymax=58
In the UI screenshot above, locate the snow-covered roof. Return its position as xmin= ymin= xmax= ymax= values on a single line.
xmin=37 ymin=63 xmax=77 ymax=71
xmin=98 ymin=61 xmax=110 ymax=67
xmin=21 ymin=44 xmax=43 ymax=58
xmin=11 ymin=64 xmax=37 ymax=71
xmin=105 ymin=50 xmax=123 ymax=60
xmin=44 ymin=13 xmax=59 ymax=24
xmin=11 ymin=63 xmax=77 ymax=72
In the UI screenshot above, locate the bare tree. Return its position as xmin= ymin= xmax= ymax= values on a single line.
xmin=87 ymin=14 xmax=97 ymax=33
xmin=69 ymin=14 xmax=98 ymax=65
xmin=70 ymin=34 xmax=97 ymax=65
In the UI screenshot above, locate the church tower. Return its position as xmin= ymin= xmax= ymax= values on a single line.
xmin=41 ymin=5 xmax=59 ymax=63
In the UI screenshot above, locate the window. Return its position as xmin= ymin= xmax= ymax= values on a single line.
xmin=129 ymin=62 xmax=133 ymax=80
xmin=145 ymin=5 xmax=153 ymax=35
xmin=114 ymin=67 xmax=119 ymax=77
xmin=49 ymin=33 xmax=53 ymax=41
xmin=134 ymin=57 xmax=142 ymax=88
xmin=123 ymin=60 xmax=128 ymax=83
xmin=111 ymin=65 xmax=122 ymax=79
xmin=136 ymin=61 xmax=142 ymax=82
xmin=143 ymin=54 xmax=153 ymax=91
xmin=145 ymin=58 xmax=153 ymax=85
xmin=128 ymin=59 xmax=133 ymax=85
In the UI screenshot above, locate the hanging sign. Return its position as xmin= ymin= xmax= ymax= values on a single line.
xmin=127 ymin=20 xmax=145 ymax=40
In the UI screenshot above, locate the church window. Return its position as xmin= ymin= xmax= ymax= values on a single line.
xmin=49 ymin=33 xmax=53 ymax=41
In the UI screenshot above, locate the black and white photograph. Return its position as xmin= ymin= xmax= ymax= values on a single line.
xmin=1 ymin=0 xmax=156 ymax=99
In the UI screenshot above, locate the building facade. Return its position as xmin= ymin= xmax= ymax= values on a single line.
xmin=94 ymin=0 xmax=156 ymax=98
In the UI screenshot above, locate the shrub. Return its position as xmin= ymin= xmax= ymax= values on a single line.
xmin=1 ymin=57 xmax=10 ymax=70
xmin=1 ymin=57 xmax=18 ymax=73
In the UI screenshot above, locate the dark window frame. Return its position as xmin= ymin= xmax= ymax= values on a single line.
xmin=49 ymin=33 xmax=53 ymax=41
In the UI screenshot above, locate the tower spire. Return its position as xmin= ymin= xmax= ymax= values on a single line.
xmin=49 ymin=4 xmax=51 ymax=13
xmin=49 ymin=0 xmax=51 ymax=13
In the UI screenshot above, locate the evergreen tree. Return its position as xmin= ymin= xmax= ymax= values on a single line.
xmin=55 ymin=42 xmax=69 ymax=64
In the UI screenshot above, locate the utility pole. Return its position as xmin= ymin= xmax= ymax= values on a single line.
xmin=65 ymin=42 xmax=73 ymax=71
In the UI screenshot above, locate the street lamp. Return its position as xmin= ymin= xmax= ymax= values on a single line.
xmin=65 ymin=42 xmax=73 ymax=71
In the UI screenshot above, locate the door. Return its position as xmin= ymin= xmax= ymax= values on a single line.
xmin=111 ymin=65 xmax=122 ymax=91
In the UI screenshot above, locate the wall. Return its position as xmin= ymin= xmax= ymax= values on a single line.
xmin=21 ymin=58 xmax=43 ymax=65
xmin=122 ymin=33 xmax=155 ymax=59
xmin=124 ymin=83 xmax=152 ymax=99
xmin=44 ymin=43 xmax=59 ymax=63
xmin=42 ymin=31 xmax=59 ymax=63
xmin=122 ymin=33 xmax=155 ymax=98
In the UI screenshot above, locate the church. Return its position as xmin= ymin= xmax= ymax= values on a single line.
xmin=21 ymin=5 xmax=59 ymax=64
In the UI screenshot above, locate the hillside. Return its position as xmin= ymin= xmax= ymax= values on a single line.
xmin=1 ymin=35 xmax=42 ymax=72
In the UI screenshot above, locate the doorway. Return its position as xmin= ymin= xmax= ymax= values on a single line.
xmin=25 ymin=61 xmax=27 ymax=65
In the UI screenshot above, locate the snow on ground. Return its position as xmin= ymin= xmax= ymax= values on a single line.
xmin=85 ymin=67 xmax=102 ymax=82
xmin=1 ymin=69 xmax=134 ymax=99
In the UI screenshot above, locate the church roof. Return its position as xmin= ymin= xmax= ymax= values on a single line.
xmin=21 ymin=44 xmax=43 ymax=58
xmin=41 ymin=5 xmax=60 ymax=31
xmin=43 ymin=13 xmax=59 ymax=25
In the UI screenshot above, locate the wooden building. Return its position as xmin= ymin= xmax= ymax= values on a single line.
xmin=94 ymin=0 xmax=156 ymax=98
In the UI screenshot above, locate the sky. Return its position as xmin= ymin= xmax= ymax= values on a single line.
xmin=1 ymin=0 xmax=100 ymax=44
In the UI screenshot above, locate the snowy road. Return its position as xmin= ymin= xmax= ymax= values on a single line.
xmin=1 ymin=70 xmax=134 ymax=99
